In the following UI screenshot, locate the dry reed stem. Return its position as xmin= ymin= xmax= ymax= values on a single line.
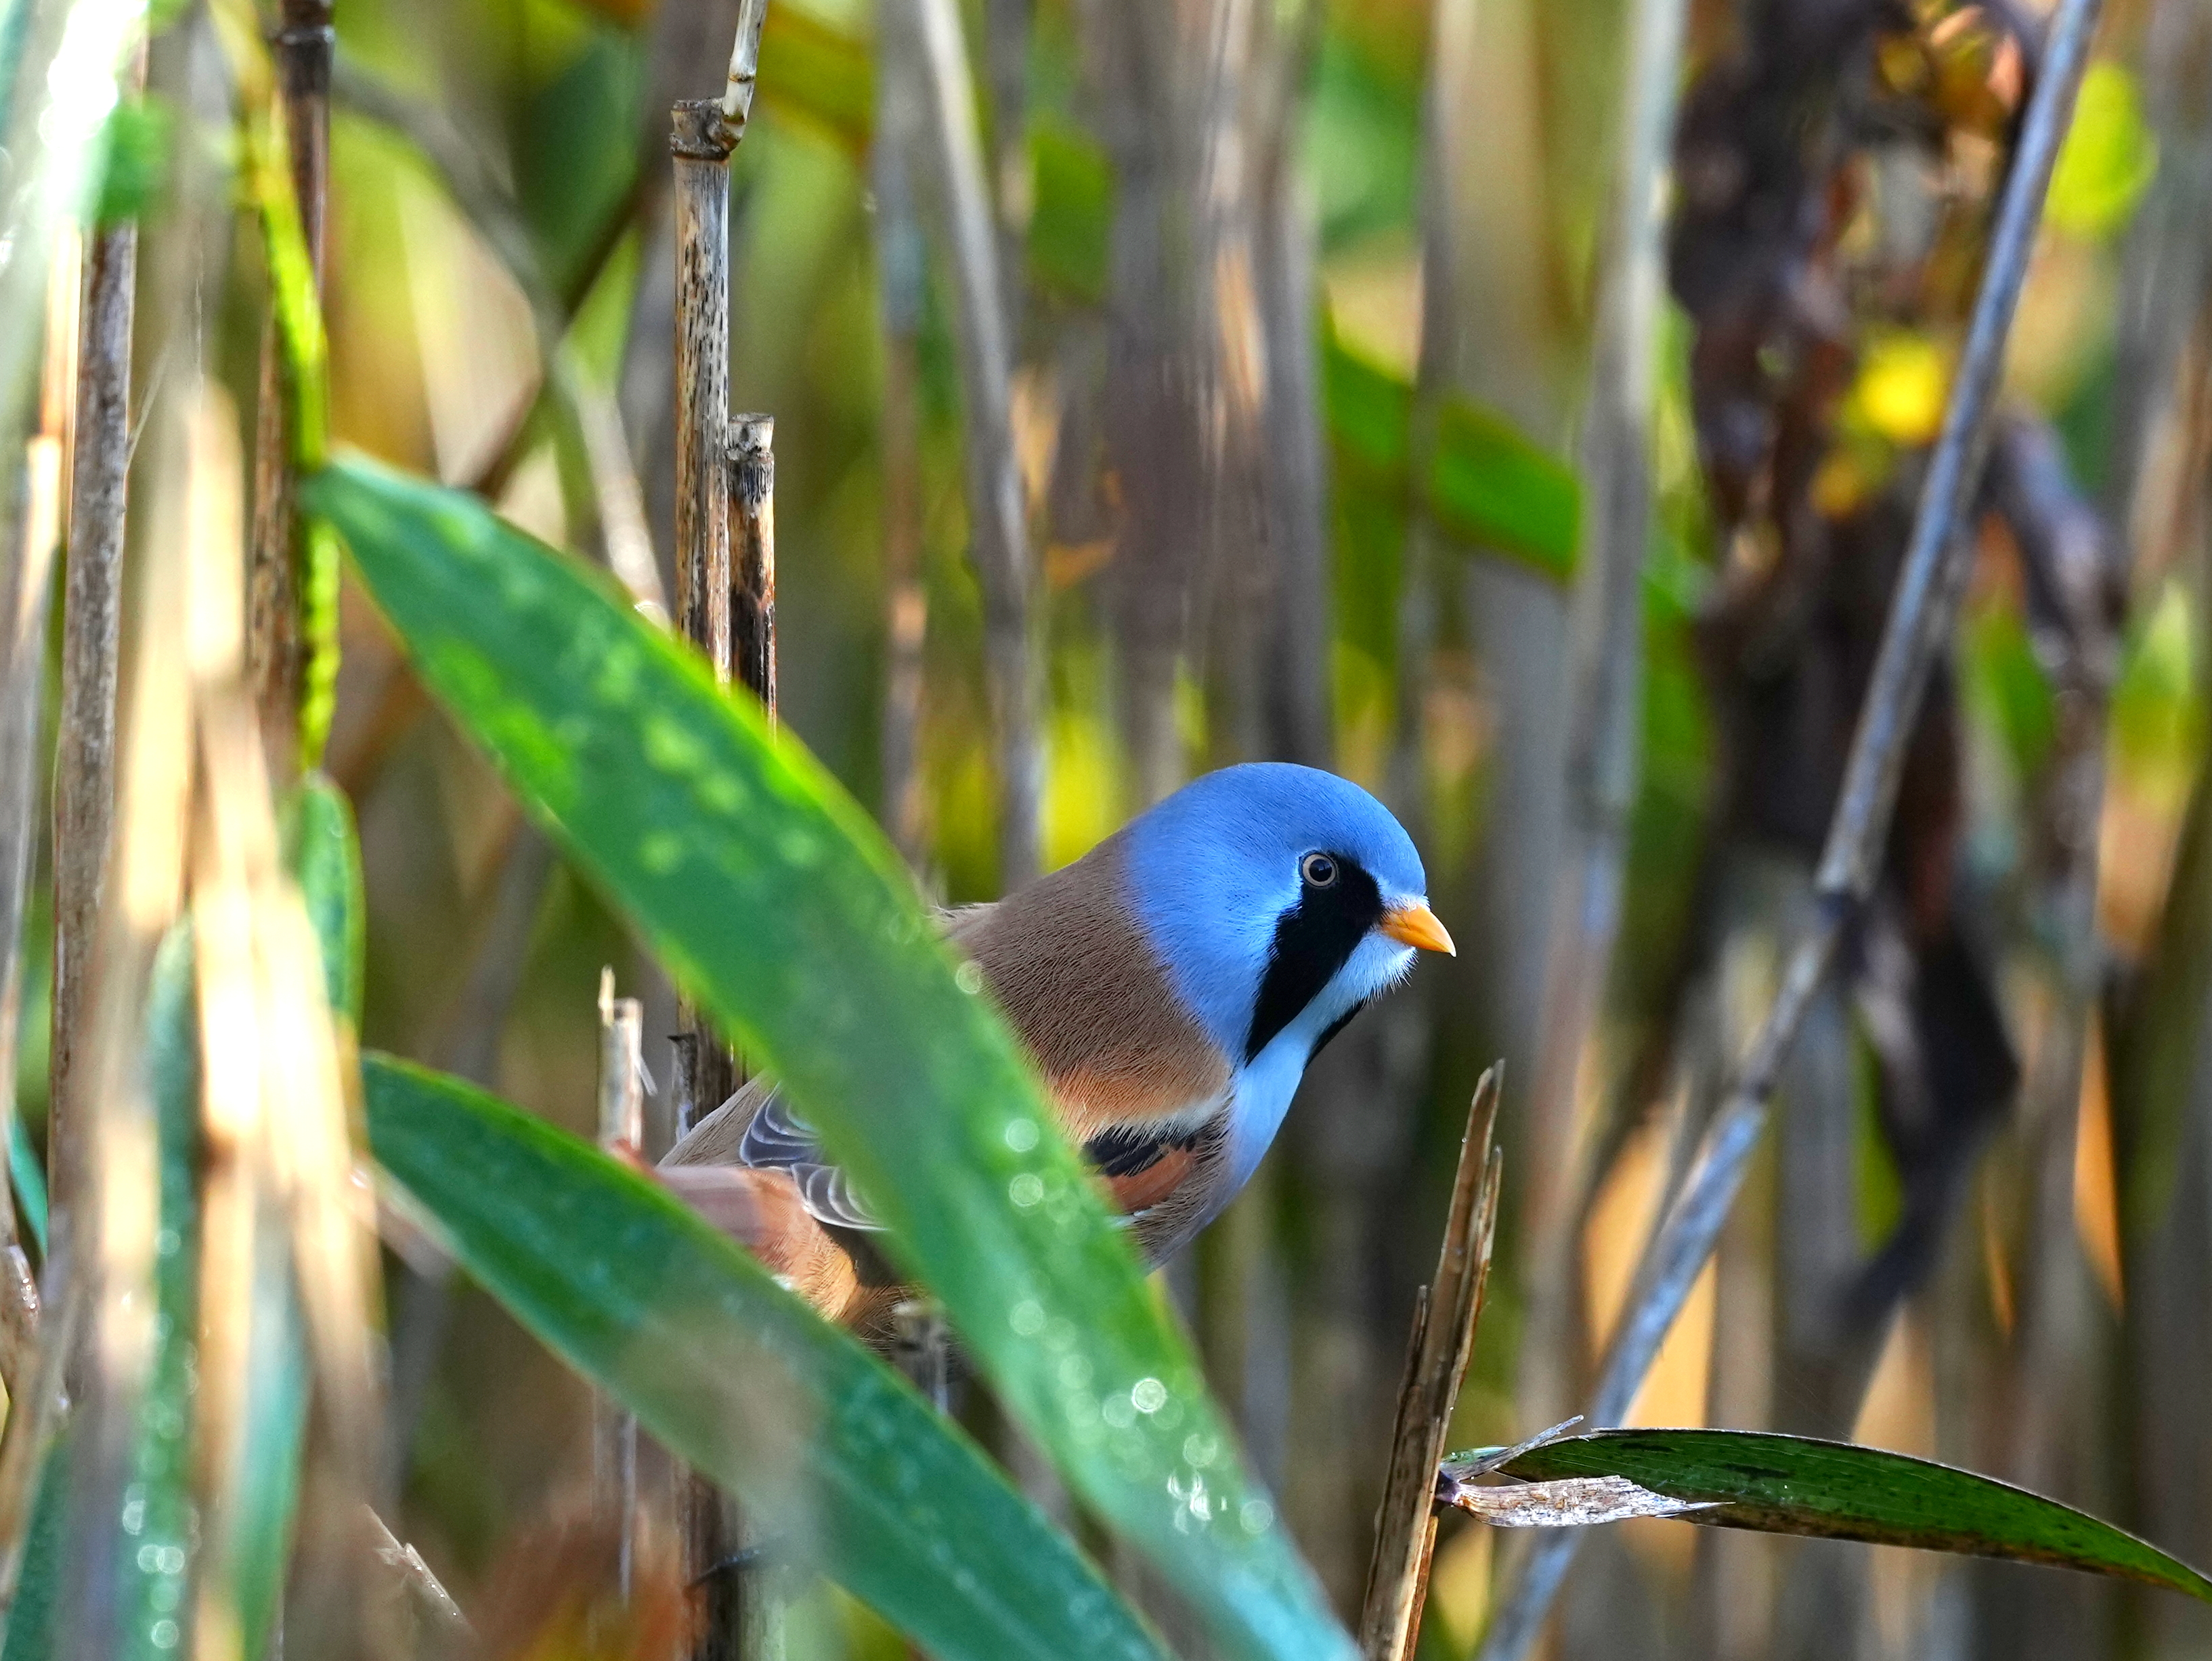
xmin=51 ymin=85 xmax=139 ymax=1277
xmin=596 ymin=969 xmax=645 ymax=1599
xmin=246 ymin=0 xmax=334 ymax=777
xmin=668 ymin=98 xmax=740 ymax=1135
xmin=871 ymin=57 xmax=930 ymax=871
xmin=1356 ymin=1066 xmax=1504 ymax=1661
xmin=896 ymin=0 xmax=1040 ymax=889
xmin=672 ymin=100 xmax=737 ymax=704
xmin=667 ymin=92 xmax=775 ymax=1661
xmin=731 ymin=416 xmax=776 ymax=720
xmin=718 ymin=0 xmax=771 ymax=133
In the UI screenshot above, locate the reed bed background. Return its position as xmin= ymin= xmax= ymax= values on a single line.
xmin=0 ymin=0 xmax=2205 ymax=1656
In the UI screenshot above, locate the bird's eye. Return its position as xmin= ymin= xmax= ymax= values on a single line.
xmin=1300 ymin=853 xmax=1339 ymax=888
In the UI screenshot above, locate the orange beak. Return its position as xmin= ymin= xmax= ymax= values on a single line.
xmin=1379 ymin=900 xmax=1456 ymax=956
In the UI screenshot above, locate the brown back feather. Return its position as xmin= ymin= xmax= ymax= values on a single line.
xmin=950 ymin=833 xmax=1228 ymax=1142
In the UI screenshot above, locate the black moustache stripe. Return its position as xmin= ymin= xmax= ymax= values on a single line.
xmin=1244 ymin=859 xmax=1383 ymax=1064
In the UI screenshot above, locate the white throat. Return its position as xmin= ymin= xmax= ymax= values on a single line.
xmin=1221 ymin=932 xmax=1416 ymax=1197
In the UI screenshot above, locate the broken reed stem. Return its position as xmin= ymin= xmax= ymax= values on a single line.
xmin=673 ymin=100 xmax=736 ymax=704
xmin=1356 ymin=1066 xmax=1503 ymax=1661
xmin=596 ymin=970 xmax=645 ymax=1601
xmin=51 ymin=134 xmax=140 ymax=1285
xmin=247 ymin=0 xmax=334 ymax=780
xmin=670 ymin=98 xmax=740 ymax=1140
xmin=899 ymin=0 xmax=1041 ymax=890
xmin=731 ymin=416 xmax=776 ymax=720
xmin=669 ymin=92 xmax=779 ymax=1661
xmin=718 ymin=0 xmax=771 ymax=133
xmin=1476 ymin=0 xmax=2108 ymax=1653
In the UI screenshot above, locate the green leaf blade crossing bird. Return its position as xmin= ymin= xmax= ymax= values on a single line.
xmin=663 ymin=763 xmax=1454 ymax=1341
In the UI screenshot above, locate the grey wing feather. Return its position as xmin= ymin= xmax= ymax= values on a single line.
xmin=657 ymin=902 xmax=988 ymax=1234
xmin=659 ymin=1081 xmax=883 ymax=1233
xmin=737 ymin=1093 xmax=884 ymax=1232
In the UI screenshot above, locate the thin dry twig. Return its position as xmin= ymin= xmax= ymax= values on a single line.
xmin=1477 ymin=0 xmax=2110 ymax=1652
xmin=595 ymin=969 xmax=645 ymax=1598
xmin=891 ymin=0 xmax=1041 ymax=889
xmin=872 ymin=53 xmax=930 ymax=871
xmin=718 ymin=0 xmax=771 ymax=135
xmin=1356 ymin=1066 xmax=1504 ymax=1661
xmin=366 ymin=1503 xmax=475 ymax=1645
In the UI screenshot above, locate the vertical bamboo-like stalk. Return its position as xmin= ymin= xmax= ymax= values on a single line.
xmin=983 ymin=0 xmax=1031 ymax=348
xmin=894 ymin=0 xmax=1040 ymax=889
xmin=669 ymin=97 xmax=746 ymax=1661
xmin=673 ymin=101 xmax=737 ymax=705
xmin=1513 ymin=0 xmax=1689 ymax=1434
xmin=668 ymin=30 xmax=779 ymax=1645
xmin=670 ymin=100 xmax=740 ymax=1140
xmin=50 ymin=39 xmax=144 ymax=1267
xmin=873 ymin=91 xmax=931 ymax=869
xmin=247 ymin=0 xmax=334 ymax=779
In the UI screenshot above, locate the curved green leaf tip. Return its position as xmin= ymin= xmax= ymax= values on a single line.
xmin=1488 ymin=1429 xmax=2212 ymax=1601
xmin=280 ymin=775 xmax=364 ymax=1029
xmin=307 ymin=450 xmax=1351 ymax=1661
xmin=361 ymin=1053 xmax=1166 ymax=1661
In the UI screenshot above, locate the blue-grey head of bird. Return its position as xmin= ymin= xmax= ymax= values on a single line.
xmin=1119 ymin=762 xmax=1451 ymax=1192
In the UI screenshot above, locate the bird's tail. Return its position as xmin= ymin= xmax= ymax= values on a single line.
xmin=653 ymin=1163 xmax=893 ymax=1339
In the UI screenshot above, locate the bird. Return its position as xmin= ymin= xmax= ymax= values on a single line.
xmin=656 ymin=762 xmax=1453 ymax=1344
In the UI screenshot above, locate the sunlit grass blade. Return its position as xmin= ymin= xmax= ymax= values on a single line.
xmin=0 ymin=0 xmax=146 ymax=477
xmin=282 ymin=777 xmax=365 ymax=1031
xmin=113 ymin=928 xmax=202 ymax=1661
xmin=310 ymin=452 xmax=1351 ymax=1661
xmin=1465 ymin=1429 xmax=2212 ymax=1599
xmin=1 ymin=1430 xmax=71 ymax=1661
xmin=361 ymin=1053 xmax=1167 ymax=1661
xmin=7 ymin=1119 xmax=45 ymax=1259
